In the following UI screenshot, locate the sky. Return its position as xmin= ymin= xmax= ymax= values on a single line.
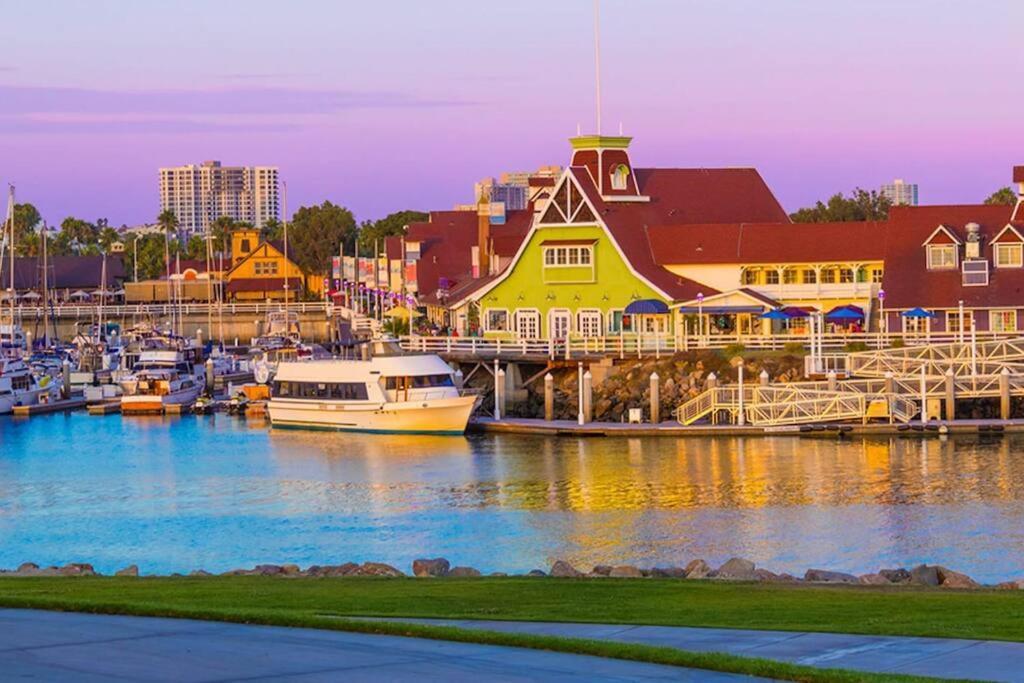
xmin=1 ymin=0 xmax=1022 ymax=226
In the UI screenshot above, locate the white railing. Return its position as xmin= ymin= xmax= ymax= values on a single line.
xmin=8 ymin=301 xmax=333 ymax=318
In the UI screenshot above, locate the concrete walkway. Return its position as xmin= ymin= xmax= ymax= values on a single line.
xmin=372 ymin=618 xmax=1024 ymax=682
xmin=0 ymin=609 xmax=767 ymax=682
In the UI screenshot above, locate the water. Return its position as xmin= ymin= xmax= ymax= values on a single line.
xmin=1 ymin=413 xmax=1023 ymax=582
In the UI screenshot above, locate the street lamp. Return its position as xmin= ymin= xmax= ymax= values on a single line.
xmin=696 ymin=292 xmax=704 ymax=343
xmin=133 ymin=235 xmax=141 ymax=282
xmin=731 ymin=355 xmax=745 ymax=426
xmin=878 ymin=289 xmax=886 ymax=342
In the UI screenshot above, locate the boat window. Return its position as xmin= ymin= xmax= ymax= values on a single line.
xmin=384 ymin=374 xmax=454 ymax=389
xmin=273 ymin=381 xmax=368 ymax=401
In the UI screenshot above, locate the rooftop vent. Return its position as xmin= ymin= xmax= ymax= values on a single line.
xmin=965 ymin=222 xmax=982 ymax=259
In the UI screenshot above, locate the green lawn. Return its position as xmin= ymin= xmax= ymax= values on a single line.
xmin=0 ymin=576 xmax=1015 ymax=682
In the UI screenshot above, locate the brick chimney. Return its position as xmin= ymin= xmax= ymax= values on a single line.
xmin=476 ymin=196 xmax=490 ymax=277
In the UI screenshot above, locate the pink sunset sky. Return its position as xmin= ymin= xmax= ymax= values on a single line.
xmin=1 ymin=0 xmax=1022 ymax=226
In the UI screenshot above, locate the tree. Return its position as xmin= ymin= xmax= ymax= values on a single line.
xmin=157 ymin=209 xmax=179 ymax=279
xmin=10 ymin=203 xmax=42 ymax=255
xmin=59 ymin=216 xmax=99 ymax=253
xmin=124 ymin=234 xmax=168 ymax=281
xmin=98 ymin=226 xmax=120 ymax=253
xmin=358 ymin=210 xmax=428 ymax=249
xmin=287 ymin=201 xmax=358 ymax=276
xmin=184 ymin=234 xmax=207 ymax=260
xmin=210 ymin=216 xmax=236 ymax=255
xmin=790 ymin=188 xmax=891 ymax=223
xmin=984 ymin=187 xmax=1017 ymax=206
xmin=261 ymin=217 xmax=283 ymax=242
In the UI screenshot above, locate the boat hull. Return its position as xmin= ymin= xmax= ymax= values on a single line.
xmin=121 ymin=385 xmax=203 ymax=414
xmin=267 ymin=395 xmax=476 ymax=434
xmin=0 ymin=386 xmax=57 ymax=415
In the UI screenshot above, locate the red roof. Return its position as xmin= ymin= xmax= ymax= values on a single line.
xmin=566 ymin=166 xmax=789 ymax=299
xmin=647 ymin=221 xmax=886 ymax=265
xmin=1014 ymin=166 xmax=1024 ymax=184
xmin=880 ymin=204 xmax=1024 ymax=308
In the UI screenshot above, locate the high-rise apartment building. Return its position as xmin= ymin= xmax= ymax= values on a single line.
xmin=468 ymin=166 xmax=563 ymax=211
xmin=159 ymin=161 xmax=279 ymax=235
xmin=881 ymin=178 xmax=919 ymax=206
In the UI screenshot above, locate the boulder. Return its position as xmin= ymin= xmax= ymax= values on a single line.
xmin=527 ymin=569 xmax=547 ymax=577
xmin=315 ymin=563 xmax=360 ymax=577
xmin=936 ymin=566 xmax=979 ymax=589
xmin=608 ymin=565 xmax=643 ymax=578
xmin=650 ymin=567 xmax=687 ymax=579
xmin=996 ymin=580 xmax=1024 ymax=590
xmin=909 ymin=564 xmax=940 ymax=587
xmin=189 ymin=569 xmax=213 ymax=577
xmin=590 ymin=565 xmax=613 ymax=576
xmin=804 ymin=569 xmax=858 ymax=584
xmin=115 ymin=565 xmax=139 ymax=577
xmin=281 ymin=564 xmax=302 ymax=576
xmin=447 ymin=566 xmax=481 ymax=578
xmin=58 ymin=563 xmax=96 ymax=576
xmin=254 ymin=564 xmax=283 ymax=576
xmin=549 ymin=560 xmax=583 ymax=578
xmin=684 ymin=559 xmax=712 ymax=579
xmin=858 ymin=573 xmax=892 ymax=585
xmin=715 ymin=558 xmax=757 ymax=581
xmin=412 ymin=558 xmax=450 ymax=577
xmin=879 ymin=568 xmax=911 ymax=584
xmin=489 ymin=572 xmax=508 ymax=577
xmin=16 ymin=562 xmax=39 ymax=574
xmin=753 ymin=568 xmax=780 ymax=582
xmin=357 ymin=562 xmax=404 ymax=577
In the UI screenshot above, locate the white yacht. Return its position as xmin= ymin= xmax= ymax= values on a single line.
xmin=267 ymin=341 xmax=476 ymax=434
xmin=0 ymin=355 xmax=60 ymax=414
xmin=120 ymin=349 xmax=205 ymax=413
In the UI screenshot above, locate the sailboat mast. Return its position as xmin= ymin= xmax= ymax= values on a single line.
xmin=282 ymin=180 xmax=289 ymax=308
xmin=7 ymin=186 xmax=16 ymax=335
xmin=98 ymin=252 xmax=107 ymax=344
xmin=41 ymin=221 xmax=50 ymax=346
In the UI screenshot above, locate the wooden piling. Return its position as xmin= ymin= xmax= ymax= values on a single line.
xmin=544 ymin=373 xmax=554 ymax=422
xmin=650 ymin=372 xmax=660 ymax=424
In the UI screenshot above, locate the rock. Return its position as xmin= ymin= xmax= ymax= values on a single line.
xmin=996 ymin=580 xmax=1024 ymax=590
xmin=715 ymin=558 xmax=757 ymax=581
xmin=684 ymin=559 xmax=712 ymax=579
xmin=608 ymin=565 xmax=643 ymax=578
xmin=413 ymin=558 xmax=450 ymax=577
xmin=936 ymin=566 xmax=979 ymax=589
xmin=549 ymin=560 xmax=583 ymax=578
xmin=189 ymin=569 xmax=213 ymax=577
xmin=489 ymin=572 xmax=508 ymax=577
xmin=254 ymin=564 xmax=283 ymax=576
xmin=804 ymin=569 xmax=858 ymax=584
xmin=281 ymin=564 xmax=302 ymax=576
xmin=858 ymin=573 xmax=892 ymax=585
xmin=58 ymin=563 xmax=96 ymax=576
xmin=310 ymin=563 xmax=360 ymax=577
xmin=357 ymin=562 xmax=404 ymax=577
xmin=590 ymin=565 xmax=613 ymax=576
xmin=115 ymin=565 xmax=139 ymax=577
xmin=650 ymin=567 xmax=687 ymax=578
xmin=753 ymin=568 xmax=780 ymax=582
xmin=879 ymin=568 xmax=911 ymax=584
xmin=448 ymin=566 xmax=481 ymax=577
xmin=909 ymin=564 xmax=940 ymax=587
xmin=16 ymin=562 xmax=39 ymax=574
xmin=527 ymin=569 xmax=547 ymax=577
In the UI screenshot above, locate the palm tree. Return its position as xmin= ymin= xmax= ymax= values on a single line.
xmin=157 ymin=209 xmax=179 ymax=279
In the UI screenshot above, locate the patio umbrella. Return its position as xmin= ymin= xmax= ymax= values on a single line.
xmin=901 ymin=307 xmax=936 ymax=318
xmin=825 ymin=305 xmax=864 ymax=321
xmin=781 ymin=306 xmax=813 ymax=318
xmin=760 ymin=309 xmax=790 ymax=320
xmin=624 ymin=299 xmax=669 ymax=315
xmin=384 ymin=305 xmax=422 ymax=319
xmin=19 ymin=291 xmax=42 ymax=300
xmin=70 ymin=290 xmax=91 ymax=300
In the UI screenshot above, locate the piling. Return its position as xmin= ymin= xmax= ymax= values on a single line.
xmin=205 ymin=358 xmax=215 ymax=397
xmin=706 ymin=372 xmax=717 ymax=390
xmin=884 ymin=371 xmax=895 ymax=394
xmin=827 ymin=370 xmax=838 ymax=392
xmin=544 ymin=373 xmax=554 ymax=422
xmin=944 ymin=368 xmax=956 ymax=420
xmin=61 ymin=360 xmax=71 ymax=400
xmin=649 ymin=372 xmax=660 ymax=424
xmin=759 ymin=369 xmax=769 ymax=387
xmin=583 ymin=370 xmax=593 ymax=423
xmin=1000 ymin=367 xmax=1011 ymax=420
xmin=496 ymin=368 xmax=506 ymax=419
xmin=453 ymin=368 xmax=464 ymax=392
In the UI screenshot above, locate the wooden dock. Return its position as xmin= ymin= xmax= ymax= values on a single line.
xmin=12 ymin=399 xmax=87 ymax=416
xmin=87 ymin=401 xmax=122 ymax=416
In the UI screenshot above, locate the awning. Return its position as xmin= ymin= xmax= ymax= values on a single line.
xmin=624 ymin=299 xmax=670 ymax=315
xmin=19 ymin=291 xmax=42 ymax=300
xmin=760 ymin=309 xmax=790 ymax=320
xmin=901 ymin=307 xmax=936 ymax=318
xmin=825 ymin=305 xmax=865 ymax=320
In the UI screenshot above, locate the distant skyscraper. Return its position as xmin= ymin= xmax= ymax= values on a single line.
xmin=468 ymin=166 xmax=563 ymax=212
xmin=881 ymin=178 xmax=919 ymax=206
xmin=159 ymin=161 xmax=279 ymax=235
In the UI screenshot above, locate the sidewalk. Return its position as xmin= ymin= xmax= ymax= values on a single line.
xmin=0 ymin=608 xmax=766 ymax=682
xmin=370 ymin=617 xmax=1023 ymax=682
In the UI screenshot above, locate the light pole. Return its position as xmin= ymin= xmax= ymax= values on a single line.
xmin=696 ymin=292 xmax=704 ymax=345
xmin=577 ymin=361 xmax=584 ymax=426
xmin=732 ymin=355 xmax=745 ymax=426
xmin=958 ymin=299 xmax=964 ymax=344
xmin=878 ymin=289 xmax=886 ymax=346
xmin=133 ymin=235 xmax=140 ymax=282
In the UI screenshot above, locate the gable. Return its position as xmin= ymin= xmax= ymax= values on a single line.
xmin=226 ymin=240 xmax=295 ymax=278
xmin=922 ymin=225 xmax=961 ymax=246
xmin=536 ymin=174 xmax=600 ymax=225
xmin=991 ymin=224 xmax=1024 ymax=244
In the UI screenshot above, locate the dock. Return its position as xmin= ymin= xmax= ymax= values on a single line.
xmin=12 ymin=398 xmax=87 ymax=416
xmin=87 ymin=401 xmax=122 ymax=416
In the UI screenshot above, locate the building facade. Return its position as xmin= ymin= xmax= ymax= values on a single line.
xmin=881 ymin=178 xmax=919 ymax=206
xmin=159 ymin=161 xmax=279 ymax=236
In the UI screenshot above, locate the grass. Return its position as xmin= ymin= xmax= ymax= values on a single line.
xmin=1 ymin=576 xmax=1017 ymax=682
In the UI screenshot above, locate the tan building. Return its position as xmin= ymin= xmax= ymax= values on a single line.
xmin=159 ymin=161 xmax=279 ymax=235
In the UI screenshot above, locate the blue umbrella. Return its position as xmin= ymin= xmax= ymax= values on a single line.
xmin=761 ymin=309 xmax=790 ymax=320
xmin=625 ymin=299 xmax=669 ymax=315
xmin=825 ymin=305 xmax=864 ymax=321
xmin=901 ymin=307 xmax=936 ymax=318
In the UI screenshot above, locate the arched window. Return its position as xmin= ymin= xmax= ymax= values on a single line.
xmin=610 ymin=164 xmax=630 ymax=191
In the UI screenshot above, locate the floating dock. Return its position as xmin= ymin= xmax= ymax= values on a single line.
xmin=12 ymin=399 xmax=87 ymax=416
xmin=87 ymin=401 xmax=122 ymax=416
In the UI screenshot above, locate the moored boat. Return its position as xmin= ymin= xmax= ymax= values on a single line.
xmin=120 ymin=349 xmax=205 ymax=414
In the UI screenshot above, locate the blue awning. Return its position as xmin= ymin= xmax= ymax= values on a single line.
xmin=825 ymin=305 xmax=865 ymax=320
xmin=901 ymin=307 xmax=936 ymax=318
xmin=624 ymin=299 xmax=670 ymax=315
xmin=761 ymin=309 xmax=790 ymax=320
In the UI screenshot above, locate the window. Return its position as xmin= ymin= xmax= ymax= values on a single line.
xmin=820 ymin=269 xmax=836 ymax=284
xmin=254 ymin=260 xmax=279 ymax=275
xmin=514 ymin=309 xmax=541 ymax=339
xmin=610 ymin=164 xmax=630 ymax=191
xmin=962 ymin=260 xmax=989 ymax=286
xmin=272 ymin=381 xmax=368 ymax=401
xmin=927 ymin=244 xmax=957 ymax=270
xmin=871 ymin=268 xmax=884 ymax=283
xmin=542 ymin=246 xmax=593 ymax=268
xmin=803 ymin=269 xmax=817 ymax=284
xmin=782 ymin=269 xmax=798 ymax=285
xmin=764 ymin=270 xmax=780 ymax=285
xmin=608 ymin=309 xmax=625 ymax=333
xmin=385 ymin=375 xmax=455 ymax=389
xmin=995 ymin=243 xmax=1023 ymax=268
xmin=990 ymin=310 xmax=1018 ymax=332
xmin=947 ymin=311 xmax=972 ymax=334
xmin=838 ymin=268 xmax=854 ymax=283
xmin=577 ymin=310 xmax=602 ymax=337
xmin=486 ymin=309 xmax=509 ymax=331
xmin=742 ymin=269 xmax=758 ymax=285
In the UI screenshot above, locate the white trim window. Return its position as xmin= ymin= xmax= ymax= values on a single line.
xmin=962 ymin=260 xmax=989 ymax=286
xmin=548 ymin=308 xmax=572 ymax=339
xmin=485 ymin=308 xmax=509 ymax=332
xmin=946 ymin=310 xmax=972 ymax=334
xmin=577 ymin=309 xmax=602 ymax=338
xmin=514 ymin=309 xmax=541 ymax=339
xmin=990 ymin=310 xmax=1018 ymax=333
xmin=610 ymin=164 xmax=630 ymax=191
xmin=902 ymin=316 xmax=926 ymax=334
xmin=994 ymin=243 xmax=1023 ymax=268
xmin=927 ymin=244 xmax=957 ymax=270
xmin=543 ymin=245 xmax=593 ymax=267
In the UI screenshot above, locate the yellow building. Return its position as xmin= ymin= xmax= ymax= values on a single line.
xmin=224 ymin=229 xmax=323 ymax=301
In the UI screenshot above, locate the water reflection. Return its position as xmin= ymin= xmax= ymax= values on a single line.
xmin=1 ymin=414 xmax=1023 ymax=581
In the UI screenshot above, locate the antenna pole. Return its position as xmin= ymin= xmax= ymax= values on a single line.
xmin=282 ymin=181 xmax=289 ymax=308
xmin=593 ymin=0 xmax=602 ymax=135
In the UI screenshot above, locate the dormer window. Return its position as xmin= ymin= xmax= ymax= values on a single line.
xmin=995 ymin=243 xmax=1023 ymax=268
xmin=610 ymin=164 xmax=630 ymax=191
xmin=927 ymin=244 xmax=957 ymax=270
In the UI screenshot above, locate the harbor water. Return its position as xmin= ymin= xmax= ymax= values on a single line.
xmin=1 ymin=413 xmax=1023 ymax=582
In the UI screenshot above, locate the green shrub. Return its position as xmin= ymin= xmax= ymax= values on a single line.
xmin=783 ymin=342 xmax=805 ymax=354
xmin=844 ymin=341 xmax=869 ymax=352
xmin=891 ymin=339 xmax=906 ymax=349
xmin=723 ymin=343 xmax=746 ymax=358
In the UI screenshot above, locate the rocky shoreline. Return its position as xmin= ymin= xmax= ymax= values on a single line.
xmin=4 ymin=557 xmax=1023 ymax=589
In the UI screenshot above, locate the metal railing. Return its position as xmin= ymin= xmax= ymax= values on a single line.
xmin=7 ymin=301 xmax=333 ymax=319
